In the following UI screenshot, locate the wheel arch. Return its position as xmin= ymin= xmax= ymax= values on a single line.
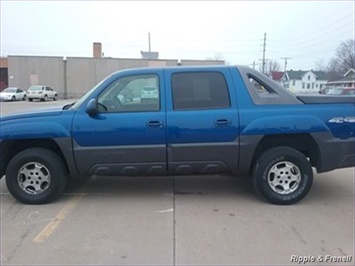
xmin=1 ymin=138 xmax=72 ymax=178
xmin=249 ymin=133 xmax=320 ymax=173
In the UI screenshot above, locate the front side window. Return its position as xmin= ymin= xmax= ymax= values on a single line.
xmin=172 ymin=72 xmax=230 ymax=110
xmin=98 ymin=74 xmax=160 ymax=113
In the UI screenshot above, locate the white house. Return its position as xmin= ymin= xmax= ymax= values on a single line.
xmin=281 ymin=70 xmax=328 ymax=94
xmin=327 ymin=68 xmax=355 ymax=87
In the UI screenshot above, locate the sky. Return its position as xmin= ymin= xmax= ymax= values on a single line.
xmin=1 ymin=0 xmax=354 ymax=71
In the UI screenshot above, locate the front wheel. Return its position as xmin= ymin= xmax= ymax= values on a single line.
xmin=53 ymin=94 xmax=58 ymax=101
xmin=252 ymin=146 xmax=313 ymax=205
xmin=6 ymin=148 xmax=67 ymax=204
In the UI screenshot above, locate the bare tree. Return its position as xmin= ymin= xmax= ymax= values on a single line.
xmin=206 ymin=52 xmax=229 ymax=64
xmin=314 ymin=59 xmax=327 ymax=71
xmin=260 ymin=60 xmax=281 ymax=76
xmin=327 ymin=39 xmax=354 ymax=80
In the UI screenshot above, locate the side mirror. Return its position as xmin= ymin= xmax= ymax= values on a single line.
xmin=85 ymin=98 xmax=98 ymax=116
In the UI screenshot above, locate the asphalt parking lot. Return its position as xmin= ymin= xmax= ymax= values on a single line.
xmin=0 ymin=100 xmax=354 ymax=265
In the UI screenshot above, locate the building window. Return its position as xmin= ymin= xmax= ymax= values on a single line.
xmin=292 ymin=80 xmax=295 ymax=86
xmin=302 ymin=82 xmax=305 ymax=89
xmin=308 ymin=75 xmax=310 ymax=80
xmin=316 ymin=84 xmax=318 ymax=88
xmin=307 ymin=83 xmax=310 ymax=89
xmin=320 ymin=84 xmax=323 ymax=89
xmin=312 ymin=83 xmax=314 ymax=89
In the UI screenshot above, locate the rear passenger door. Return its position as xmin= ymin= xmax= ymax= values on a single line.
xmin=165 ymin=68 xmax=240 ymax=175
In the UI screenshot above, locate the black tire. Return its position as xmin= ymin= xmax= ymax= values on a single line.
xmin=5 ymin=148 xmax=67 ymax=204
xmin=12 ymin=96 xmax=16 ymax=101
xmin=23 ymin=95 xmax=27 ymax=101
xmin=43 ymin=95 xmax=48 ymax=102
xmin=28 ymin=98 xmax=33 ymax=102
xmin=53 ymin=94 xmax=58 ymax=101
xmin=252 ymin=146 xmax=313 ymax=205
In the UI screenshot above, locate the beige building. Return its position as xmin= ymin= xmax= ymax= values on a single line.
xmin=6 ymin=43 xmax=225 ymax=98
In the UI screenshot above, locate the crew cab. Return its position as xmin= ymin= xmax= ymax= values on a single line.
xmin=0 ymin=66 xmax=354 ymax=205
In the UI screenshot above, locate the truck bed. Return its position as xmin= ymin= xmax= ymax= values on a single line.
xmin=297 ymin=95 xmax=355 ymax=104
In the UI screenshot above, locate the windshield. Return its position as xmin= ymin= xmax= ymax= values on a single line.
xmin=69 ymin=75 xmax=112 ymax=110
xmin=143 ymin=87 xmax=157 ymax=91
xmin=28 ymin=86 xmax=43 ymax=91
xmin=3 ymin=88 xmax=17 ymax=93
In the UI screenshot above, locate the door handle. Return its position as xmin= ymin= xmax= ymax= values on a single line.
xmin=146 ymin=120 xmax=163 ymax=128
xmin=214 ymin=119 xmax=231 ymax=127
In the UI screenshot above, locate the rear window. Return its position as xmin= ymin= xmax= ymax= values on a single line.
xmin=28 ymin=86 xmax=43 ymax=91
xmin=143 ymin=87 xmax=157 ymax=91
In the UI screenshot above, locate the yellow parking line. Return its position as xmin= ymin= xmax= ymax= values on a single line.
xmin=33 ymin=192 xmax=86 ymax=243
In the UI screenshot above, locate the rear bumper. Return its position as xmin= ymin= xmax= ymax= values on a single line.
xmin=27 ymin=95 xmax=45 ymax=99
xmin=313 ymin=132 xmax=355 ymax=173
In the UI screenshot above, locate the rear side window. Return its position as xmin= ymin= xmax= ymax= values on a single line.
xmin=171 ymin=72 xmax=230 ymax=110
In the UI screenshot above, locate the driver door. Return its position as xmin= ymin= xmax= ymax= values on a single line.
xmin=72 ymin=72 xmax=167 ymax=177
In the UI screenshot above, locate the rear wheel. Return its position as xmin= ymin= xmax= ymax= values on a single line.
xmin=23 ymin=95 xmax=27 ymax=101
xmin=28 ymin=98 xmax=33 ymax=102
xmin=53 ymin=94 xmax=58 ymax=101
xmin=252 ymin=146 xmax=313 ymax=205
xmin=6 ymin=148 xmax=67 ymax=204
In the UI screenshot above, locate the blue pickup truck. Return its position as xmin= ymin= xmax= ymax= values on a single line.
xmin=1 ymin=66 xmax=354 ymax=205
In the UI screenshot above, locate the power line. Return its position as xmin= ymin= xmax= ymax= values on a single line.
xmin=268 ymin=13 xmax=353 ymax=43
xmin=267 ymin=30 xmax=353 ymax=55
xmin=268 ymin=24 xmax=354 ymax=48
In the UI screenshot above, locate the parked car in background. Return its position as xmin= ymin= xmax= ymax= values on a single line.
xmin=141 ymin=86 xmax=159 ymax=103
xmin=27 ymin=86 xmax=58 ymax=101
xmin=326 ymin=87 xmax=355 ymax=95
xmin=0 ymin=87 xmax=26 ymax=101
xmin=319 ymin=86 xmax=331 ymax=94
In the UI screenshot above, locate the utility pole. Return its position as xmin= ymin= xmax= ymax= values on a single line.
xmin=281 ymin=57 xmax=292 ymax=72
xmin=148 ymin=32 xmax=151 ymax=59
xmin=262 ymin=33 xmax=267 ymax=74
